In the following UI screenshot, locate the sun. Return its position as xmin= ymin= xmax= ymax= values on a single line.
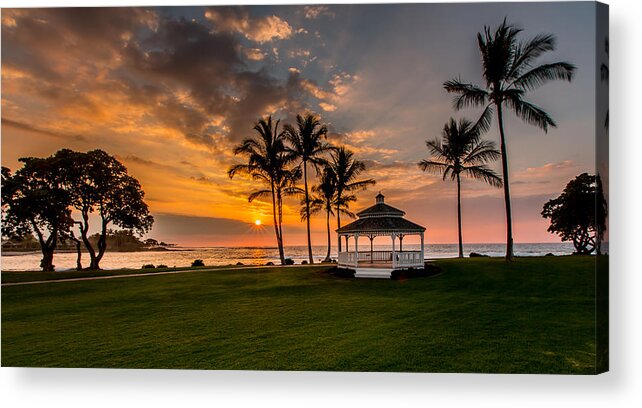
xmin=254 ymin=219 xmax=261 ymax=226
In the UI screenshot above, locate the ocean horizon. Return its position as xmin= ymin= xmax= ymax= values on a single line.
xmin=0 ymin=242 xmax=601 ymax=272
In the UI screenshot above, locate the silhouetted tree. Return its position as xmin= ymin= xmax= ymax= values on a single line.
xmin=601 ymin=37 xmax=609 ymax=129
xmin=229 ymin=116 xmax=293 ymax=265
xmin=325 ymin=147 xmax=375 ymax=252
xmin=307 ymin=167 xmax=356 ymax=262
xmin=541 ymin=173 xmax=607 ymax=255
xmin=419 ymin=118 xmax=502 ymax=258
xmin=59 ymin=149 xmax=153 ymax=270
xmin=444 ymin=19 xmax=575 ymax=260
xmin=284 ymin=113 xmax=331 ymax=264
xmin=1 ymin=159 xmax=73 ymax=271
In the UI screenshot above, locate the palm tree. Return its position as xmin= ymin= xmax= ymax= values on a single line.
xmin=284 ymin=113 xmax=331 ymax=264
xmin=418 ymin=118 xmax=502 ymax=258
xmin=228 ymin=116 xmax=292 ymax=265
xmin=306 ymin=168 xmax=356 ymax=262
xmin=444 ymin=19 xmax=575 ymax=260
xmin=326 ymin=146 xmax=376 ymax=252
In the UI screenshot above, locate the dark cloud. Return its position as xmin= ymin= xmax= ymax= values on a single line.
xmin=3 ymin=8 xmax=317 ymax=148
xmin=1 ymin=117 xmax=86 ymax=141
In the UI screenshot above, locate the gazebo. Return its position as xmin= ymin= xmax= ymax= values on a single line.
xmin=336 ymin=193 xmax=426 ymax=278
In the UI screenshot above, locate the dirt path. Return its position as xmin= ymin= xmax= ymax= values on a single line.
xmin=1 ymin=265 xmax=315 ymax=287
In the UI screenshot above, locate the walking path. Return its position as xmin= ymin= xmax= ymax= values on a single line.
xmin=1 ymin=264 xmax=317 ymax=287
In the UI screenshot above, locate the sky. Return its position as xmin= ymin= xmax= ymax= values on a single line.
xmin=1 ymin=3 xmax=604 ymax=247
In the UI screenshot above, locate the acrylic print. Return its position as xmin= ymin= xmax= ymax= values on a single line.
xmin=1 ymin=2 xmax=608 ymax=374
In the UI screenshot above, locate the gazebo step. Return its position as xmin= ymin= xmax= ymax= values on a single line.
xmin=355 ymin=268 xmax=393 ymax=279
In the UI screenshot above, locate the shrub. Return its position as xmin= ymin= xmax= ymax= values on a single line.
xmin=156 ymin=264 xmax=168 ymax=268
xmin=301 ymin=260 xmax=308 ymax=265
xmin=142 ymin=264 xmax=155 ymax=269
xmin=284 ymin=258 xmax=295 ymax=265
xmin=191 ymin=259 xmax=205 ymax=267
xmin=469 ymin=252 xmax=489 ymax=258
xmin=236 ymin=262 xmax=244 ymax=266
xmin=265 ymin=261 xmax=274 ymax=266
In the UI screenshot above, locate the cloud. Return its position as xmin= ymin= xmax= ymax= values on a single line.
xmin=302 ymin=6 xmax=335 ymax=20
xmin=242 ymin=47 xmax=266 ymax=61
xmin=1 ymin=117 xmax=86 ymax=141
xmin=204 ymin=7 xmax=293 ymax=43
xmin=319 ymin=102 xmax=337 ymax=112
xmin=3 ymin=9 xmax=328 ymax=148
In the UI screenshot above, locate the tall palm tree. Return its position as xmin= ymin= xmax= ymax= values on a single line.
xmin=326 ymin=146 xmax=376 ymax=252
xmin=228 ymin=116 xmax=292 ymax=265
xmin=444 ymin=19 xmax=575 ymax=260
xmin=306 ymin=168 xmax=356 ymax=262
xmin=284 ymin=113 xmax=331 ymax=264
xmin=418 ymin=118 xmax=502 ymax=258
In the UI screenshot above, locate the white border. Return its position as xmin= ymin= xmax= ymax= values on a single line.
xmin=2 ymin=0 xmax=641 ymax=407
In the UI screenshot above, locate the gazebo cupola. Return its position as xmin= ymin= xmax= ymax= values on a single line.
xmin=336 ymin=193 xmax=427 ymax=279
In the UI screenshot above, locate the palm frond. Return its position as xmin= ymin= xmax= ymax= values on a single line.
xmin=248 ymin=189 xmax=271 ymax=203
xmin=471 ymin=104 xmax=494 ymax=135
xmin=443 ymin=79 xmax=489 ymax=110
xmin=512 ymin=62 xmax=576 ymax=91
xmin=463 ymin=140 xmax=501 ymax=165
xmin=418 ymin=160 xmax=449 ymax=175
xmin=461 ymin=165 xmax=503 ymax=187
xmin=504 ymin=93 xmax=557 ymax=131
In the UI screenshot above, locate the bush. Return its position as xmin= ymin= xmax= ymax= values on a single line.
xmin=545 ymin=253 xmax=555 ymax=257
xmin=469 ymin=252 xmax=489 ymax=258
xmin=301 ymin=260 xmax=308 ymax=265
xmin=156 ymin=264 xmax=168 ymax=268
xmin=142 ymin=264 xmax=155 ymax=269
xmin=265 ymin=261 xmax=274 ymax=266
xmin=284 ymin=258 xmax=295 ymax=265
xmin=191 ymin=259 xmax=205 ymax=267
xmin=236 ymin=262 xmax=244 ymax=266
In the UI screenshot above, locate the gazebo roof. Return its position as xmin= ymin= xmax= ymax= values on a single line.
xmin=337 ymin=193 xmax=426 ymax=234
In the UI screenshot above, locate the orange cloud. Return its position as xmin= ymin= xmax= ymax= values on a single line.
xmin=205 ymin=7 xmax=293 ymax=43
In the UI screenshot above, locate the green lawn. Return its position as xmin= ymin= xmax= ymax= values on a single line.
xmin=1 ymin=256 xmax=602 ymax=373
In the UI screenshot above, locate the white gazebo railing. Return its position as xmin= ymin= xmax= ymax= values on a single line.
xmin=337 ymin=249 xmax=424 ymax=269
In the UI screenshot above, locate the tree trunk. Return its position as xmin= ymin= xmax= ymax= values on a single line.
xmin=40 ymin=245 xmax=55 ymax=272
xmin=79 ymin=210 xmax=98 ymax=269
xmin=74 ymin=239 xmax=82 ymax=271
xmin=336 ymin=199 xmax=342 ymax=252
xmin=303 ymin=162 xmax=314 ymax=263
xmin=496 ymin=103 xmax=514 ymax=261
xmin=456 ymin=173 xmax=464 ymax=258
xmin=91 ymin=216 xmax=108 ymax=270
xmin=271 ymin=183 xmax=285 ymax=265
xmin=324 ymin=208 xmax=331 ymax=262
xmin=32 ymin=221 xmax=56 ymax=271
xmin=277 ymin=189 xmax=285 ymax=262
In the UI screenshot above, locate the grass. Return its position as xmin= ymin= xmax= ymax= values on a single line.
xmin=1 ymin=256 xmax=602 ymax=373
xmin=1 ymin=264 xmax=249 ymax=284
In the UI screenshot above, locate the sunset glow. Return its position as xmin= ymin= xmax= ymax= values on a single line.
xmin=1 ymin=4 xmax=600 ymax=247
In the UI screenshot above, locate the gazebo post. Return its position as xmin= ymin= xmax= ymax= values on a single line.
xmin=354 ymin=234 xmax=359 ymax=269
xmin=399 ymin=234 xmax=404 ymax=252
xmin=369 ymin=235 xmax=374 ymax=263
xmin=420 ymin=232 xmax=425 ymax=263
xmin=391 ymin=233 xmax=396 ymax=269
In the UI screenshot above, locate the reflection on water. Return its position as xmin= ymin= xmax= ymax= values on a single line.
xmin=0 ymin=243 xmax=585 ymax=271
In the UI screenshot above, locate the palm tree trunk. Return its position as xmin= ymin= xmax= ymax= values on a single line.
xmin=336 ymin=199 xmax=342 ymax=252
xmin=324 ymin=208 xmax=331 ymax=262
xmin=271 ymin=183 xmax=285 ymax=265
xmin=496 ymin=102 xmax=514 ymax=261
xmin=456 ymin=172 xmax=464 ymax=258
xmin=303 ymin=162 xmax=314 ymax=264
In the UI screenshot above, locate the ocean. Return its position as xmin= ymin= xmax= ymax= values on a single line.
xmin=0 ymin=242 xmax=583 ymax=271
